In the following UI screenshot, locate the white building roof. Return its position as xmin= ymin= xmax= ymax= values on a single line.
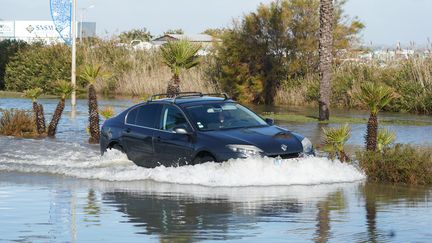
xmin=153 ymin=34 xmax=219 ymax=43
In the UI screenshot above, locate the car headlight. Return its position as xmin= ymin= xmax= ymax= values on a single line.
xmin=301 ymin=137 xmax=314 ymax=154
xmin=227 ymin=144 xmax=263 ymax=157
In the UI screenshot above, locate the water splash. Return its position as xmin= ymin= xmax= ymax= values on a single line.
xmin=0 ymin=137 xmax=365 ymax=187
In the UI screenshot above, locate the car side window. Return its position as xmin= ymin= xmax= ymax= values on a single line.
xmin=126 ymin=107 xmax=138 ymax=124
xmin=160 ymin=105 xmax=189 ymax=131
xmin=135 ymin=104 xmax=160 ymax=128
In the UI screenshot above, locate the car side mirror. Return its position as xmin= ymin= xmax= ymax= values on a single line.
xmin=173 ymin=125 xmax=192 ymax=135
xmin=265 ymin=118 xmax=274 ymax=126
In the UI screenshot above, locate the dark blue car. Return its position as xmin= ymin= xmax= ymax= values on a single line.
xmin=100 ymin=92 xmax=314 ymax=168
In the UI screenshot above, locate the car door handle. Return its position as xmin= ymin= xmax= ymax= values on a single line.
xmin=155 ymin=136 xmax=162 ymax=142
xmin=125 ymin=128 xmax=131 ymax=133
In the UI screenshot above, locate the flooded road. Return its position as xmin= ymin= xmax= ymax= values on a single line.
xmin=1 ymin=98 xmax=432 ymax=242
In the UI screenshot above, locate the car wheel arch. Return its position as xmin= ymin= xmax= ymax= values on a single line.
xmin=193 ymin=150 xmax=217 ymax=163
xmin=107 ymin=140 xmax=124 ymax=152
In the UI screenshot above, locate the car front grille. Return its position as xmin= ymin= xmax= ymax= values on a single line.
xmin=268 ymin=152 xmax=301 ymax=159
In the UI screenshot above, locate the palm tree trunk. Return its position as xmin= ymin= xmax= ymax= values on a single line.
xmin=37 ymin=104 xmax=46 ymax=134
xmin=47 ymin=98 xmax=65 ymax=137
xmin=88 ymin=84 xmax=100 ymax=143
xmin=166 ymin=74 xmax=181 ymax=98
xmin=366 ymin=197 xmax=377 ymax=242
xmin=315 ymin=201 xmax=330 ymax=243
xmin=366 ymin=113 xmax=378 ymax=151
xmin=33 ymin=102 xmax=46 ymax=135
xmin=32 ymin=102 xmax=41 ymax=133
xmin=318 ymin=0 xmax=334 ymax=121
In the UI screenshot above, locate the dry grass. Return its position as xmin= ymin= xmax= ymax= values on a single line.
xmin=0 ymin=109 xmax=38 ymax=138
xmin=79 ymin=41 xmax=218 ymax=97
xmin=275 ymin=75 xmax=317 ymax=106
xmin=274 ymin=56 xmax=432 ymax=114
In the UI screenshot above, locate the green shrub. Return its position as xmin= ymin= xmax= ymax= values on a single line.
xmin=4 ymin=43 xmax=74 ymax=93
xmin=0 ymin=109 xmax=38 ymax=138
xmin=357 ymin=144 xmax=432 ymax=185
xmin=0 ymin=40 xmax=29 ymax=89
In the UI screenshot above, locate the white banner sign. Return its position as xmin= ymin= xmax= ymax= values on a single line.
xmin=14 ymin=21 xmax=61 ymax=39
xmin=0 ymin=21 xmax=14 ymax=37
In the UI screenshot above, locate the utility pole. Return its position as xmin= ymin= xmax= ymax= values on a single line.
xmin=79 ymin=5 xmax=95 ymax=43
xmin=71 ymin=0 xmax=77 ymax=107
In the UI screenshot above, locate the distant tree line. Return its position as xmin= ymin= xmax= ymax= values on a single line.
xmin=212 ymin=0 xmax=363 ymax=104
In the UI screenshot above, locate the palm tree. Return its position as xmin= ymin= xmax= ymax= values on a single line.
xmin=322 ymin=124 xmax=351 ymax=162
xmin=318 ymin=0 xmax=334 ymax=121
xmin=160 ymin=40 xmax=201 ymax=97
xmin=80 ymin=64 xmax=105 ymax=143
xmin=356 ymin=83 xmax=396 ymax=151
xmin=47 ymin=80 xmax=73 ymax=137
xmin=24 ymin=88 xmax=46 ymax=135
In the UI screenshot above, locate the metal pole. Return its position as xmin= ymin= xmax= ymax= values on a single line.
xmin=79 ymin=10 xmax=83 ymax=42
xmin=71 ymin=0 xmax=77 ymax=107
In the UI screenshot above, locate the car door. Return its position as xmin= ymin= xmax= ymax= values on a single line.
xmin=153 ymin=104 xmax=195 ymax=166
xmin=121 ymin=103 xmax=161 ymax=168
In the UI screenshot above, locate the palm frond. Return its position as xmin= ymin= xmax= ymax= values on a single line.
xmin=100 ymin=106 xmax=115 ymax=119
xmin=23 ymin=88 xmax=43 ymax=102
xmin=322 ymin=124 xmax=351 ymax=160
xmin=160 ymin=40 xmax=201 ymax=76
xmin=355 ymin=82 xmax=397 ymax=115
xmin=377 ymin=128 xmax=396 ymax=152
xmin=53 ymin=80 xmax=73 ymax=99
xmin=79 ymin=64 xmax=110 ymax=85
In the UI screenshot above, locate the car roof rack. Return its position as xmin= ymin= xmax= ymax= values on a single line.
xmin=148 ymin=92 xmax=230 ymax=103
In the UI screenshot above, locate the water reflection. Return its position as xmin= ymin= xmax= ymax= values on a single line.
xmin=83 ymin=189 xmax=101 ymax=224
xmin=101 ymin=182 xmax=354 ymax=242
xmin=361 ymin=183 xmax=432 ymax=243
xmin=1 ymin=172 xmax=431 ymax=242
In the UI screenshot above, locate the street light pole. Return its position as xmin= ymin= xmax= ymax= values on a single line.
xmin=79 ymin=5 xmax=94 ymax=43
xmin=80 ymin=10 xmax=83 ymax=43
xmin=71 ymin=0 xmax=77 ymax=107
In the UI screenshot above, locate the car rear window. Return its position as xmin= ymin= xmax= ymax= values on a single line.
xmin=126 ymin=107 xmax=138 ymax=124
xmin=126 ymin=104 xmax=160 ymax=128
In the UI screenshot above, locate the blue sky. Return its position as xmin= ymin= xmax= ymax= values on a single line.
xmin=1 ymin=0 xmax=431 ymax=46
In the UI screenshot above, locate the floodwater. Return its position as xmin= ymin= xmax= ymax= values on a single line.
xmin=0 ymin=98 xmax=432 ymax=242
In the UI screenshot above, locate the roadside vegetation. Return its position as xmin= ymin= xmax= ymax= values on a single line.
xmin=357 ymin=145 xmax=432 ymax=185
xmin=0 ymin=0 xmax=431 ymax=184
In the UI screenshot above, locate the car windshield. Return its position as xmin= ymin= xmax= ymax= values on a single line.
xmin=185 ymin=103 xmax=268 ymax=131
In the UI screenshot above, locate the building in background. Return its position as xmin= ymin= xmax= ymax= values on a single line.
xmin=0 ymin=20 xmax=96 ymax=44
xmin=152 ymin=34 xmax=220 ymax=47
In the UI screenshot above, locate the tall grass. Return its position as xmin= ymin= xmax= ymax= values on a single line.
xmin=79 ymin=40 xmax=218 ymax=96
xmin=275 ymin=56 xmax=432 ymax=114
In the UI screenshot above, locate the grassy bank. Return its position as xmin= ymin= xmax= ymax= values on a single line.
xmin=263 ymin=112 xmax=432 ymax=126
xmin=0 ymin=90 xmax=58 ymax=99
xmin=275 ymin=58 xmax=432 ymax=115
xmin=357 ymin=145 xmax=432 ymax=185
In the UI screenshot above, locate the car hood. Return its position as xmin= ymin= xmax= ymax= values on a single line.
xmin=203 ymin=126 xmax=303 ymax=155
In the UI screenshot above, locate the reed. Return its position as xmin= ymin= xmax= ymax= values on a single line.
xmin=79 ymin=40 xmax=218 ymax=97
